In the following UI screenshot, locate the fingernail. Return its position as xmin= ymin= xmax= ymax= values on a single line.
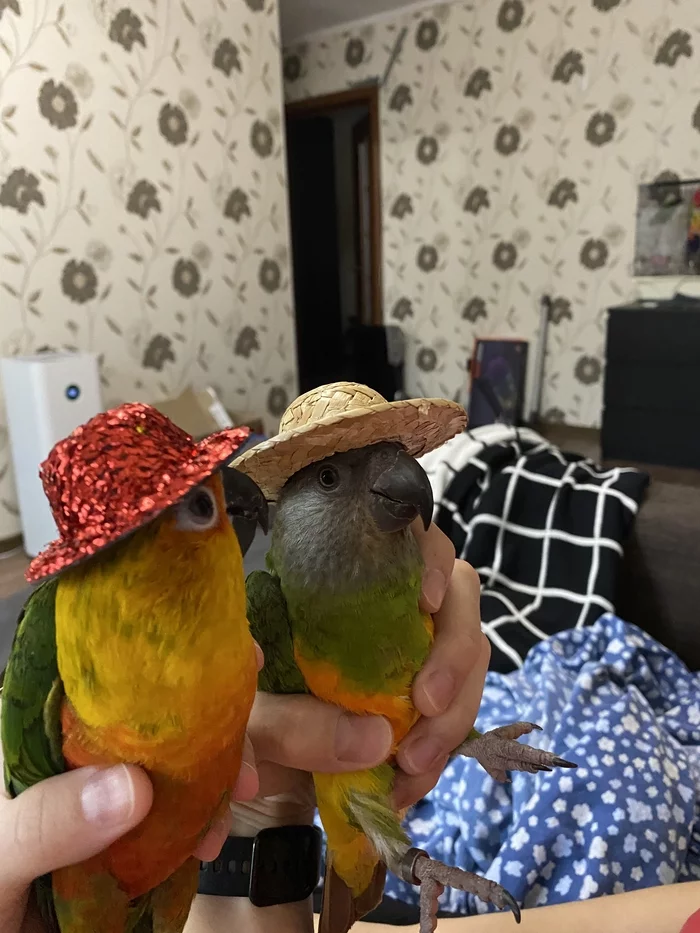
xmin=81 ymin=765 xmax=136 ymax=827
xmin=402 ymin=737 xmax=443 ymax=775
xmin=233 ymin=760 xmax=259 ymax=802
xmin=422 ymin=569 xmax=447 ymax=611
xmin=336 ymin=714 xmax=393 ymax=764
xmin=422 ymin=670 xmax=456 ymax=715
xmin=254 ymin=642 xmax=265 ymax=672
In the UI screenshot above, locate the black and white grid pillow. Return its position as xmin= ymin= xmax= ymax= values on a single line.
xmin=420 ymin=426 xmax=650 ymax=673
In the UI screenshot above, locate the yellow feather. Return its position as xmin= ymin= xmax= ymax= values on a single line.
xmin=315 ymin=769 xmax=391 ymax=897
xmin=55 ymin=474 xmax=255 ymax=777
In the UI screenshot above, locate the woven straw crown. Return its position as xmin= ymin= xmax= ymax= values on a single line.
xmin=234 ymin=381 xmax=467 ymax=502
xmin=280 ymin=383 xmax=390 ymax=432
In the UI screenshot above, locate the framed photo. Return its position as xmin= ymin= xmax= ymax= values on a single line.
xmin=468 ymin=338 xmax=529 ymax=429
xmin=634 ymin=177 xmax=700 ymax=276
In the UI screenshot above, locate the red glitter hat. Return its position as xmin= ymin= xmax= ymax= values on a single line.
xmin=27 ymin=402 xmax=250 ymax=583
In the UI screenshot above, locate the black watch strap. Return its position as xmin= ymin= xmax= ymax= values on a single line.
xmin=198 ymin=825 xmax=322 ymax=908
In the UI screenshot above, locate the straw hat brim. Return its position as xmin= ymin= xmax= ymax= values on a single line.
xmin=233 ymin=397 xmax=466 ymax=501
xmin=27 ymin=427 xmax=250 ymax=583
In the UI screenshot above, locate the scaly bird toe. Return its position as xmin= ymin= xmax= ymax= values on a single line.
xmin=455 ymin=722 xmax=576 ymax=782
xmin=418 ymin=876 xmax=443 ymax=933
xmin=397 ymin=848 xmax=521 ymax=929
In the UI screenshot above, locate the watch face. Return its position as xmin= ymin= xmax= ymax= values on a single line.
xmin=249 ymin=826 xmax=322 ymax=908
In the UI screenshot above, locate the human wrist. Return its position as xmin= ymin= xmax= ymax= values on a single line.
xmin=188 ymin=894 xmax=314 ymax=933
xmin=233 ymin=898 xmax=314 ymax=933
xmin=229 ymin=792 xmax=316 ymax=836
xmin=195 ymin=797 xmax=319 ymax=927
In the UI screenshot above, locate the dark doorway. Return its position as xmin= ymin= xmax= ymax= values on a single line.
xmin=285 ymin=86 xmax=382 ymax=394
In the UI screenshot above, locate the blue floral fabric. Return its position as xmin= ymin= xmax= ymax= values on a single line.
xmin=381 ymin=616 xmax=700 ymax=915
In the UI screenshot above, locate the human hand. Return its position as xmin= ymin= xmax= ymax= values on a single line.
xmin=0 ymin=762 xmax=152 ymax=933
xmin=0 ymin=694 xmax=261 ymax=932
xmin=230 ymin=521 xmax=488 ymax=836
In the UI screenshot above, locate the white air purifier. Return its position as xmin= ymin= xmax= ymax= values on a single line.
xmin=1 ymin=352 xmax=103 ymax=557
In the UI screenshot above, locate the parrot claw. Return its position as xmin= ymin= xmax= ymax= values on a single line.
xmin=396 ymin=849 xmax=521 ymax=930
xmin=455 ymin=721 xmax=576 ymax=783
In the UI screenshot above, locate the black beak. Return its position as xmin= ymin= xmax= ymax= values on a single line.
xmin=369 ymin=448 xmax=433 ymax=533
xmin=222 ymin=468 xmax=269 ymax=556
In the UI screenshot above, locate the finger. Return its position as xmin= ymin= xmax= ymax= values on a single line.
xmin=249 ymin=693 xmax=392 ymax=773
xmin=0 ymin=765 xmax=152 ymax=894
xmin=0 ymin=881 xmax=27 ymax=933
xmin=255 ymin=761 xmax=311 ymax=799
xmin=254 ymin=640 xmax=265 ymax=673
xmin=232 ymin=734 xmax=259 ymax=802
xmin=398 ymin=633 xmax=491 ymax=776
xmin=193 ymin=819 xmax=231 ymax=862
xmin=413 ymin=560 xmax=483 ymax=718
xmin=392 ymin=758 xmax=450 ymax=812
xmin=193 ymin=737 xmax=259 ymax=862
xmin=411 ymin=521 xmax=456 ymax=613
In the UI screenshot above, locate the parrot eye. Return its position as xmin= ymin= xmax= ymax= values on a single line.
xmin=318 ymin=465 xmax=340 ymax=490
xmin=174 ymin=486 xmax=219 ymax=531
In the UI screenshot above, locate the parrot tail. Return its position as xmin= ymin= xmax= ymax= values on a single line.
xmin=319 ymin=860 xmax=387 ymax=933
xmin=315 ymin=766 xmax=403 ymax=933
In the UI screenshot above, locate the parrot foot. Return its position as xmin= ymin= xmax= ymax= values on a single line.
xmin=455 ymin=722 xmax=577 ymax=783
xmin=395 ymin=848 xmax=521 ymax=930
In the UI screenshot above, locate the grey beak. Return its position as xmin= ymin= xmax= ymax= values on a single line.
xmin=222 ymin=468 xmax=269 ymax=555
xmin=370 ymin=449 xmax=433 ymax=533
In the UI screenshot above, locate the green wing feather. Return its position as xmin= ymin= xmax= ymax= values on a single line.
xmin=2 ymin=578 xmax=64 ymax=796
xmin=246 ymin=570 xmax=307 ymax=695
xmin=0 ymin=581 xmax=190 ymax=933
xmin=1 ymin=579 xmax=64 ymax=930
xmin=1 ymin=582 xmax=157 ymax=933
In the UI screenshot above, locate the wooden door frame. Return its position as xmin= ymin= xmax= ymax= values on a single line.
xmin=285 ymin=85 xmax=383 ymax=327
xmin=352 ymin=111 xmax=372 ymax=327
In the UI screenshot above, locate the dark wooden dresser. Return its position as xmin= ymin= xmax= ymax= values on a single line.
xmin=602 ymin=296 xmax=700 ymax=469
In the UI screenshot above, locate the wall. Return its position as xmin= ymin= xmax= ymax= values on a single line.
xmin=0 ymin=0 xmax=296 ymax=541
xmin=283 ymin=0 xmax=700 ymax=426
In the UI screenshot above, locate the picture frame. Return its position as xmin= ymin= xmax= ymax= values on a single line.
xmin=467 ymin=338 xmax=529 ymax=429
xmin=634 ymin=177 xmax=700 ymax=277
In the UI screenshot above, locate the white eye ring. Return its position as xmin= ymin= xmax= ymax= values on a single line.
xmin=318 ymin=465 xmax=340 ymax=490
xmin=174 ymin=486 xmax=219 ymax=532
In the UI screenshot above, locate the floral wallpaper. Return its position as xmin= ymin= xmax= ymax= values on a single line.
xmin=284 ymin=0 xmax=700 ymax=427
xmin=0 ymin=0 xmax=296 ymax=540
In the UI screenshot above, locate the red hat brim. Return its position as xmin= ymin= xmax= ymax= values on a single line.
xmin=27 ymin=426 xmax=250 ymax=583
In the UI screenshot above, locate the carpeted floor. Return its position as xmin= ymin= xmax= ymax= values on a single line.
xmin=0 ymin=529 xmax=271 ymax=674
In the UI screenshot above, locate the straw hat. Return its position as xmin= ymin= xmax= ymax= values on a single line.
xmin=233 ymin=381 xmax=467 ymax=501
xmin=28 ymin=402 xmax=251 ymax=582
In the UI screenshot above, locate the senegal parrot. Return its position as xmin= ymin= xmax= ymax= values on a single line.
xmin=1 ymin=405 xmax=268 ymax=933
xmin=245 ymin=442 xmax=576 ymax=933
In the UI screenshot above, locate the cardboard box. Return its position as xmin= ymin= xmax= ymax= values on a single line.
xmin=231 ymin=412 xmax=265 ymax=436
xmin=150 ymin=387 xmax=224 ymax=440
xmin=151 ymin=386 xmax=265 ymax=440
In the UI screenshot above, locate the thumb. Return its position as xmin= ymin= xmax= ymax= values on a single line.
xmin=0 ymin=765 xmax=152 ymax=893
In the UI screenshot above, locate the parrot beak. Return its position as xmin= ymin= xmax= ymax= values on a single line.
xmin=223 ymin=468 xmax=269 ymax=556
xmin=369 ymin=448 xmax=433 ymax=533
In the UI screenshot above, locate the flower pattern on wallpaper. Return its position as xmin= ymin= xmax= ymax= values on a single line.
xmin=0 ymin=0 xmax=296 ymax=537
xmin=285 ymin=0 xmax=700 ymax=425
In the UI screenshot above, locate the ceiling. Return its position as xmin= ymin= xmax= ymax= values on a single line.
xmin=279 ymin=0 xmax=414 ymax=43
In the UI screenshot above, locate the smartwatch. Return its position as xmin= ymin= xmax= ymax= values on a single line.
xmin=198 ymin=825 xmax=322 ymax=908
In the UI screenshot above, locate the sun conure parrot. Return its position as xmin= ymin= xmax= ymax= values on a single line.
xmin=245 ymin=442 xmax=576 ymax=933
xmin=1 ymin=403 xmax=268 ymax=933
